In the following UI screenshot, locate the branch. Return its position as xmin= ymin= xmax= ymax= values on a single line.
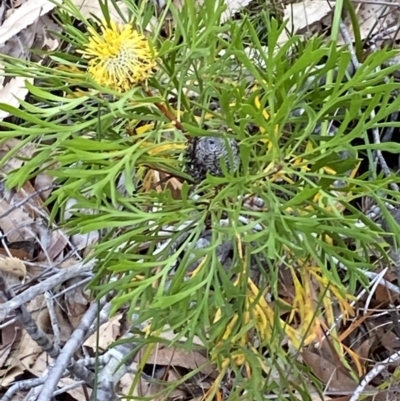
xmin=36 ymin=301 xmax=101 ymax=401
xmin=90 ymin=332 xmax=142 ymax=401
xmin=0 ymin=260 xmax=95 ymax=322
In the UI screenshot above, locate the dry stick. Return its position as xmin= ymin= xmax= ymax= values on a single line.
xmin=0 ymin=184 xmax=56 ymax=220
xmin=371 ymin=25 xmax=399 ymax=43
xmin=143 ymin=89 xmax=185 ymax=133
xmin=27 ymin=202 xmax=84 ymax=263
xmin=36 ymin=301 xmax=101 ymax=401
xmin=0 ymin=260 xmax=95 ymax=322
xmin=0 ymin=279 xmax=55 ymax=362
xmin=340 ymin=21 xmax=399 ymax=192
xmin=88 ymin=301 xmax=112 ymax=335
xmin=52 ymin=276 xmax=92 ymax=299
xmin=53 ymin=380 xmax=86 ymax=397
xmin=0 ymin=316 xmax=17 ymax=330
xmin=4 ymin=355 xmax=110 ymax=401
xmin=341 ymin=0 xmax=400 ymax=5
xmin=75 ymin=354 xmax=110 ymax=368
xmin=372 ymin=124 xmax=400 ymax=192
xmin=349 ymin=350 xmax=400 ymax=401
xmin=339 ymin=21 xmax=362 ymax=69
xmin=91 ymin=332 xmax=142 ymax=401
xmin=45 ymin=291 xmax=61 ymax=347
xmin=1 ymin=275 xmax=94 ymax=374
xmin=25 ymin=384 xmax=43 ymax=401
xmin=0 ymin=1 xmax=6 ymax=22
xmin=338 ymin=24 xmax=400 ymax=401
xmin=0 ymin=283 xmax=95 ymax=401
xmin=2 ymin=377 xmax=47 ymax=401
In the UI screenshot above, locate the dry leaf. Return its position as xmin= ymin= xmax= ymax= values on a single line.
xmin=380 ymin=330 xmax=400 ymax=352
xmin=41 ymin=229 xmax=68 ymax=261
xmin=0 ymin=344 xmax=13 ymax=370
xmin=54 ymin=304 xmax=73 ymax=344
xmin=0 ymin=329 xmax=42 ymax=386
xmin=29 ymin=351 xmax=53 ymax=377
xmin=221 ymin=0 xmax=254 ymax=23
xmin=155 ymin=325 xmax=204 ymax=346
xmin=0 ymin=365 xmax=24 ymax=387
xmin=64 ymin=277 xmax=89 ymax=329
xmin=0 ymin=25 xmax=36 ymax=60
xmin=71 ymin=0 xmax=129 ymax=24
xmin=26 ymin=295 xmax=50 ymax=337
xmin=135 ymin=346 xmax=217 ymax=378
xmin=84 ymin=313 xmax=122 ymax=351
xmin=17 ymin=330 xmax=43 ymax=368
xmin=31 ymin=14 xmax=62 ymax=52
xmin=0 ymin=326 xmax=20 ymax=368
xmin=302 ymin=350 xmax=358 ymax=392
xmin=0 ymin=257 xmax=26 ymax=286
xmin=339 ymin=3 xmax=399 ymax=44
xmin=0 ymin=321 xmax=21 ymax=350
xmin=71 ymin=230 xmax=99 ymax=255
xmin=59 ymin=377 xmax=92 ymax=400
xmin=280 ymin=0 xmax=333 ymax=45
xmin=0 ymin=139 xmax=36 ymax=174
xmin=0 ymin=247 xmax=33 ymax=260
xmin=64 ymin=198 xmax=99 ymax=256
xmin=60 ymin=266 xmax=90 ymax=329
xmin=120 ymin=364 xmax=150 ymax=397
xmin=0 ymin=77 xmax=33 ymax=120
xmin=0 ymin=198 xmax=35 ymax=243
xmin=34 ymin=173 xmax=54 ymax=201
xmin=0 ymin=0 xmax=59 ymax=46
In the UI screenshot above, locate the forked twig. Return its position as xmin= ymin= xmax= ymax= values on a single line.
xmin=143 ymin=88 xmax=185 ymax=132
xmin=340 ymin=21 xmax=399 ymax=192
xmin=36 ymin=301 xmax=101 ymax=401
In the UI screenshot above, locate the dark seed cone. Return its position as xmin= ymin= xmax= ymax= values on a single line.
xmin=185 ymin=136 xmax=240 ymax=183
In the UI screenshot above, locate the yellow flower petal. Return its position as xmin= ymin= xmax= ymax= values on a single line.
xmin=79 ymin=20 xmax=157 ymax=92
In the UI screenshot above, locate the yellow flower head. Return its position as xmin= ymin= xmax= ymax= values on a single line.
xmin=79 ymin=20 xmax=157 ymax=92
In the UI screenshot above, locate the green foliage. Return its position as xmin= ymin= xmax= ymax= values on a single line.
xmin=1 ymin=0 xmax=400 ymax=399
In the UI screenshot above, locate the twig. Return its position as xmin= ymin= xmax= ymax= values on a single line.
xmin=53 ymin=380 xmax=86 ymax=396
xmin=143 ymin=89 xmax=185 ymax=132
xmin=2 ymin=377 xmax=46 ymax=401
xmin=90 ymin=332 xmax=141 ymax=401
xmin=339 ymin=19 xmax=399 ymax=191
xmin=37 ymin=301 xmax=101 ymax=401
xmin=0 ymin=316 xmax=17 ymax=330
xmin=381 ymin=111 xmax=399 ymax=143
xmin=0 ymin=269 xmax=95 ymax=390
xmin=335 ymin=0 xmax=400 ymax=5
xmin=0 ymin=274 xmax=61 ymax=360
xmin=371 ymin=124 xmax=399 ymax=191
xmin=88 ymin=301 xmax=112 ymax=335
xmin=370 ymin=25 xmax=399 ymax=43
xmin=52 ymin=276 xmax=92 ymax=299
xmin=0 ymin=260 xmax=95 ymax=322
xmin=339 ymin=21 xmax=361 ymax=70
xmin=361 ymin=270 xmax=400 ymax=295
xmin=0 ymin=185 xmax=56 ymax=220
xmin=75 ymin=354 xmax=110 ymax=368
xmin=315 ymin=262 xmax=400 ymax=349
xmin=363 ymin=267 xmax=388 ymax=314
xmin=349 ymin=349 xmax=400 ymax=401
xmin=45 ymin=291 xmax=61 ymax=347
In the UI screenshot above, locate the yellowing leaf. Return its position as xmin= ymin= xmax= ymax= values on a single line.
xmin=254 ymin=95 xmax=280 ymax=146
xmin=135 ymin=123 xmax=156 ymax=134
xmin=189 ymin=255 xmax=208 ymax=277
xmin=138 ymin=141 xmax=187 ymax=156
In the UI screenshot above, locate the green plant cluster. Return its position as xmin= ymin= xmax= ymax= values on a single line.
xmin=1 ymin=0 xmax=400 ymax=399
